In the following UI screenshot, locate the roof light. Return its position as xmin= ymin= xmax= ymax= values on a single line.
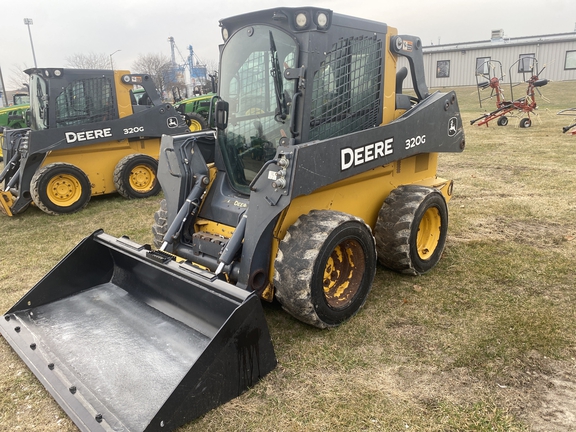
xmin=295 ymin=12 xmax=308 ymax=30
xmin=316 ymin=12 xmax=329 ymax=29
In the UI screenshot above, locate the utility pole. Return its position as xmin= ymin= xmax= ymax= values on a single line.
xmin=109 ymin=50 xmax=121 ymax=70
xmin=24 ymin=18 xmax=38 ymax=68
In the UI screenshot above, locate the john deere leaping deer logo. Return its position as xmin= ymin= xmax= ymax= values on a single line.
xmin=167 ymin=117 xmax=179 ymax=128
xmin=448 ymin=117 xmax=458 ymax=137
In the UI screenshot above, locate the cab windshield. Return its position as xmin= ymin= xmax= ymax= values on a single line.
xmin=29 ymin=74 xmax=48 ymax=131
xmin=218 ymin=25 xmax=298 ymax=195
xmin=13 ymin=94 xmax=30 ymax=106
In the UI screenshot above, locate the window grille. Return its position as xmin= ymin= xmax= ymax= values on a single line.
xmin=55 ymin=77 xmax=115 ymax=128
xmin=309 ymin=35 xmax=382 ymax=141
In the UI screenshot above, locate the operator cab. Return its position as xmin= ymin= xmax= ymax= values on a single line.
xmin=218 ymin=25 xmax=298 ymax=195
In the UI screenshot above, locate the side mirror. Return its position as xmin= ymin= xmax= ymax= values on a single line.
xmin=215 ymin=100 xmax=229 ymax=130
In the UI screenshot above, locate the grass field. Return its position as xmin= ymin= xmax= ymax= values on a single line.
xmin=1 ymin=81 xmax=575 ymax=431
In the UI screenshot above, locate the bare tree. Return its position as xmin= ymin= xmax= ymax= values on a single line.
xmin=205 ymin=59 xmax=219 ymax=75
xmin=66 ymin=52 xmax=110 ymax=69
xmin=132 ymin=53 xmax=173 ymax=100
xmin=8 ymin=64 xmax=31 ymax=92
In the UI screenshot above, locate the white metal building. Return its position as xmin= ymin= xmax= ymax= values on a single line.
xmin=398 ymin=31 xmax=576 ymax=88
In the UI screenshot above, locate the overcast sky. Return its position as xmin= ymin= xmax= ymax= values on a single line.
xmin=2 ymin=0 xmax=575 ymax=90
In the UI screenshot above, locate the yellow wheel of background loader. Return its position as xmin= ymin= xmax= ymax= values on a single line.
xmin=113 ymin=154 xmax=160 ymax=199
xmin=30 ymin=162 xmax=92 ymax=215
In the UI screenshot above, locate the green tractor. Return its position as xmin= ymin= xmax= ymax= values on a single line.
xmin=0 ymin=93 xmax=29 ymax=128
xmin=173 ymin=91 xmax=216 ymax=131
xmin=0 ymin=93 xmax=30 ymax=161
xmin=172 ymin=74 xmax=218 ymax=131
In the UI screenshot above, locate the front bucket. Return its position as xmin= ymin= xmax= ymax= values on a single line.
xmin=0 ymin=231 xmax=277 ymax=431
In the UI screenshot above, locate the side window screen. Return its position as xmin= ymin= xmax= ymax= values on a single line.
xmin=310 ymin=36 xmax=383 ymax=141
xmin=55 ymin=77 xmax=115 ymax=128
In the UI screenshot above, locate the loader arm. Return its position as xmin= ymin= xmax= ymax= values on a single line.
xmin=390 ymin=35 xmax=430 ymax=101
xmin=125 ymin=73 xmax=164 ymax=107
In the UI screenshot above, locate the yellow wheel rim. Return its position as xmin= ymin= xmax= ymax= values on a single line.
xmin=323 ymin=240 xmax=365 ymax=309
xmin=188 ymin=120 xmax=203 ymax=132
xmin=416 ymin=207 xmax=442 ymax=260
xmin=47 ymin=174 xmax=82 ymax=207
xmin=129 ymin=164 xmax=155 ymax=193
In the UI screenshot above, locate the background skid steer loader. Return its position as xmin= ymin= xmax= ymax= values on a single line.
xmin=0 ymin=7 xmax=465 ymax=432
xmin=0 ymin=68 xmax=191 ymax=216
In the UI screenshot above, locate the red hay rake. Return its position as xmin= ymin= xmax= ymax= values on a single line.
xmin=471 ymin=57 xmax=549 ymax=128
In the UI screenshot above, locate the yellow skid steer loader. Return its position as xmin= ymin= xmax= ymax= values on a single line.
xmin=0 ymin=7 xmax=465 ymax=431
xmin=0 ymin=69 xmax=191 ymax=216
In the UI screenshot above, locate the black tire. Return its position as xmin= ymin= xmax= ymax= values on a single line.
xmin=152 ymin=198 xmax=168 ymax=249
xmin=497 ymin=116 xmax=508 ymax=126
xmin=519 ymin=117 xmax=532 ymax=128
xmin=185 ymin=112 xmax=208 ymax=131
xmin=375 ymin=185 xmax=448 ymax=275
xmin=274 ymin=210 xmax=377 ymax=329
xmin=30 ymin=162 xmax=91 ymax=215
xmin=113 ymin=154 xmax=160 ymax=199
